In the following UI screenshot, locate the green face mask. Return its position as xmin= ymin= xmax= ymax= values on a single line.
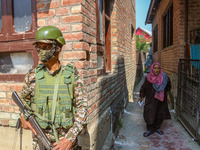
xmin=36 ymin=42 xmax=62 ymax=63
xmin=38 ymin=49 xmax=55 ymax=63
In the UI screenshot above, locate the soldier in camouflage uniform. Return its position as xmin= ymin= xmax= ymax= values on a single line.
xmin=20 ymin=26 xmax=87 ymax=150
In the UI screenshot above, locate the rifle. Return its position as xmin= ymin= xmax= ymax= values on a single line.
xmin=12 ymin=91 xmax=53 ymax=150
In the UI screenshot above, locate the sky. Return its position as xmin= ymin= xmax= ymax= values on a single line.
xmin=136 ymin=0 xmax=152 ymax=32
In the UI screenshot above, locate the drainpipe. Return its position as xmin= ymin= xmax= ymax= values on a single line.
xmin=185 ymin=0 xmax=189 ymax=58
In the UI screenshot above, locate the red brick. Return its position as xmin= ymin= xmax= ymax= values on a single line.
xmin=73 ymin=42 xmax=84 ymax=49
xmin=6 ymin=92 xmax=12 ymax=99
xmin=38 ymin=19 xmax=46 ymax=26
xmin=71 ymin=5 xmax=82 ymax=14
xmin=89 ymin=70 xmax=97 ymax=76
xmin=90 ymin=62 xmax=97 ymax=68
xmin=62 ymin=0 xmax=82 ymax=6
xmin=0 ymin=85 xmax=10 ymax=91
xmin=78 ymin=70 xmax=88 ymax=77
xmin=87 ymin=108 xmax=91 ymax=115
xmin=90 ymin=45 xmax=97 ymax=52
xmin=7 ymin=106 xmax=14 ymax=113
xmin=91 ymin=77 xmax=97 ymax=83
xmin=0 ymin=92 xmax=6 ymax=98
xmin=91 ymin=103 xmax=96 ymax=112
xmin=85 ymin=0 xmax=95 ymax=8
xmin=37 ymin=3 xmax=45 ymax=10
xmin=90 ymin=53 xmax=97 ymax=61
xmin=46 ymin=17 xmax=60 ymax=25
xmin=62 ymin=42 xmax=72 ymax=51
xmin=63 ymin=51 xmax=86 ymax=60
xmin=14 ymin=107 xmax=20 ymax=113
xmin=73 ymin=42 xmax=89 ymax=51
xmin=37 ymin=10 xmax=55 ymax=18
xmin=62 ymin=14 xmax=83 ymax=23
xmin=0 ymin=106 xmax=6 ymax=112
xmin=82 ymin=24 xmax=92 ymax=34
xmin=84 ymin=61 xmax=90 ymax=68
xmin=83 ymin=78 xmax=90 ymax=85
xmin=10 ymin=85 xmax=23 ymax=92
xmin=56 ymin=7 xmax=70 ymax=16
xmin=82 ymin=5 xmax=91 ymax=17
xmin=85 ymin=1 xmax=92 ymax=12
xmin=63 ymin=32 xmax=83 ymax=41
xmin=83 ymin=17 xmax=90 ymax=26
xmin=71 ymin=23 xmax=82 ymax=31
xmin=0 ymin=120 xmax=9 ymax=126
xmin=11 ymin=100 xmax=17 ymax=106
xmin=58 ymin=24 xmax=70 ymax=32
xmin=0 ymin=99 xmax=10 ymax=105
xmin=73 ymin=61 xmax=86 ymax=69
xmin=88 ymin=96 xmax=96 ymax=106
xmin=47 ymin=1 xmax=60 ymax=8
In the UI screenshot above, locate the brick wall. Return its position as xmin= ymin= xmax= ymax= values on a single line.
xmin=0 ymin=0 xmax=136 ymax=149
xmin=0 ymin=83 xmax=22 ymax=126
xmin=188 ymin=0 xmax=200 ymax=37
xmin=151 ymin=0 xmax=200 ymax=97
xmin=83 ymin=1 xmax=136 ymax=149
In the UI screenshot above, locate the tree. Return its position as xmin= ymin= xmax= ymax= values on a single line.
xmin=136 ymin=35 xmax=150 ymax=52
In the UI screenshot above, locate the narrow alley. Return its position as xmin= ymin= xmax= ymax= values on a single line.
xmin=112 ymin=74 xmax=200 ymax=150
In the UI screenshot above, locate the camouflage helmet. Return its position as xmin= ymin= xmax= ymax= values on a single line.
xmin=33 ymin=26 xmax=66 ymax=45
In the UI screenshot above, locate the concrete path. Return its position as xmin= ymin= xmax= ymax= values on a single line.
xmin=112 ymin=75 xmax=200 ymax=150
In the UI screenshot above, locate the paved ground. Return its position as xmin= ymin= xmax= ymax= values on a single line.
xmin=112 ymin=75 xmax=200 ymax=150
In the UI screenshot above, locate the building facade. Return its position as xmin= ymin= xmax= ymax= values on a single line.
xmin=136 ymin=27 xmax=152 ymax=43
xmin=146 ymin=0 xmax=200 ymax=98
xmin=0 ymin=0 xmax=136 ymax=149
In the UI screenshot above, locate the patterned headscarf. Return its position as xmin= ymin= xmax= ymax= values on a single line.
xmin=147 ymin=62 xmax=168 ymax=101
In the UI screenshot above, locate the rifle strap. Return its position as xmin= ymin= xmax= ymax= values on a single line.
xmin=51 ymin=67 xmax=63 ymax=143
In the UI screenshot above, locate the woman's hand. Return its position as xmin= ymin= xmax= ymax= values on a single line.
xmin=52 ymin=138 xmax=73 ymax=150
xmin=167 ymin=94 xmax=171 ymax=103
xmin=138 ymin=97 xmax=143 ymax=102
xmin=21 ymin=115 xmax=37 ymax=135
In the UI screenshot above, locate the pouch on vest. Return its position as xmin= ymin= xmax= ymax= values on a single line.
xmin=33 ymin=65 xmax=76 ymax=129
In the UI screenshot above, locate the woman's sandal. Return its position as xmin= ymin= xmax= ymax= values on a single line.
xmin=155 ymin=129 xmax=164 ymax=135
xmin=143 ymin=131 xmax=154 ymax=137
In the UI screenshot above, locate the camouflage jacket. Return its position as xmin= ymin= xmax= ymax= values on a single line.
xmin=20 ymin=63 xmax=87 ymax=143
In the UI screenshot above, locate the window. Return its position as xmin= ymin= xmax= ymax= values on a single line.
xmin=96 ymin=0 xmax=103 ymax=43
xmin=0 ymin=52 xmax=34 ymax=73
xmin=0 ymin=0 xmax=37 ymax=82
xmin=163 ymin=4 xmax=173 ymax=48
xmin=0 ymin=0 xmax=37 ymax=41
xmin=96 ymin=0 xmax=113 ymax=75
xmin=153 ymin=25 xmax=158 ymax=53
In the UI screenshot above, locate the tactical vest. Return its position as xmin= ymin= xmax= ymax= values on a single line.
xmin=31 ymin=64 xmax=76 ymax=130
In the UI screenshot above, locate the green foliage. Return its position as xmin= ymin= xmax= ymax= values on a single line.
xmin=136 ymin=35 xmax=150 ymax=52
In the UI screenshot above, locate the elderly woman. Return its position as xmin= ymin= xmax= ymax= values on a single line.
xmin=138 ymin=62 xmax=171 ymax=137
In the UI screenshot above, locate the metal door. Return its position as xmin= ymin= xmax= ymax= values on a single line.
xmin=177 ymin=59 xmax=200 ymax=141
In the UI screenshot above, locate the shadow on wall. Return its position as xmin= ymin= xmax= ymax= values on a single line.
xmin=37 ymin=0 xmax=53 ymax=14
xmin=135 ymin=50 xmax=143 ymax=86
xmin=111 ymin=56 xmax=128 ymax=136
xmin=97 ymin=56 xmax=128 ymax=150
xmin=78 ymin=56 xmax=129 ymax=150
